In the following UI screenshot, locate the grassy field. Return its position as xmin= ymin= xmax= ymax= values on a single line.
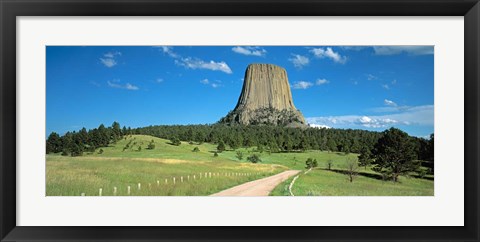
xmin=47 ymin=134 xmax=434 ymax=196
xmin=46 ymin=135 xmax=287 ymax=196
xmin=270 ymin=168 xmax=434 ymax=196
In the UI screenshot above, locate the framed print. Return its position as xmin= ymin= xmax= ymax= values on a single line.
xmin=1 ymin=0 xmax=479 ymax=241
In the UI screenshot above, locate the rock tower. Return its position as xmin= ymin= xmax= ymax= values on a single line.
xmin=220 ymin=63 xmax=306 ymax=127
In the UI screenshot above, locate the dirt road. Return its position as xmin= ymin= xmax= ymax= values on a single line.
xmin=210 ymin=170 xmax=301 ymax=196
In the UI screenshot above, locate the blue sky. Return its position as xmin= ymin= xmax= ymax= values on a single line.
xmin=46 ymin=46 xmax=434 ymax=137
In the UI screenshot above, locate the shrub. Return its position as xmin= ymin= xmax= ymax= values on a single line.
xmin=305 ymin=158 xmax=318 ymax=169
xmin=147 ymin=140 xmax=155 ymax=150
xmin=247 ymin=154 xmax=261 ymax=163
xmin=170 ymin=137 xmax=181 ymax=146
xmin=213 ymin=152 xmax=219 ymax=157
xmin=217 ymin=141 xmax=225 ymax=153
xmin=235 ymin=151 xmax=244 ymax=161
xmin=193 ymin=147 xmax=200 ymax=152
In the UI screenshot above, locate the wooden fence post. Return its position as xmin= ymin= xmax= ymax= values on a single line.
xmin=99 ymin=188 xmax=103 ymax=196
xmin=127 ymin=186 xmax=131 ymax=195
xmin=113 ymin=187 xmax=117 ymax=196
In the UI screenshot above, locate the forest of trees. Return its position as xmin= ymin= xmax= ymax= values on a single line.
xmin=46 ymin=122 xmax=434 ymax=173
xmin=46 ymin=122 xmax=130 ymax=156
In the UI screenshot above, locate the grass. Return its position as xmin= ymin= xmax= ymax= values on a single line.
xmin=46 ymin=135 xmax=286 ymax=196
xmin=47 ymin=134 xmax=434 ymax=196
xmin=271 ymin=168 xmax=434 ymax=196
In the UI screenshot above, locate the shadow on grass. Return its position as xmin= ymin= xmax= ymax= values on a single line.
xmin=319 ymin=168 xmax=434 ymax=182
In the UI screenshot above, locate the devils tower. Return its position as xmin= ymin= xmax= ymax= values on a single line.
xmin=220 ymin=63 xmax=306 ymax=127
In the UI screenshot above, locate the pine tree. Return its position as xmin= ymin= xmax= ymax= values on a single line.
xmin=372 ymin=128 xmax=419 ymax=182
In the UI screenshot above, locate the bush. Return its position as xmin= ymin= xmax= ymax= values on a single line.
xmin=147 ymin=140 xmax=155 ymax=150
xmin=170 ymin=137 xmax=181 ymax=146
xmin=305 ymin=158 xmax=318 ymax=169
xmin=61 ymin=149 xmax=69 ymax=156
xmin=213 ymin=152 xmax=219 ymax=157
xmin=235 ymin=151 xmax=244 ymax=161
xmin=193 ymin=147 xmax=200 ymax=152
xmin=247 ymin=154 xmax=262 ymax=163
xmin=217 ymin=141 xmax=225 ymax=153
xmin=98 ymin=148 xmax=104 ymax=154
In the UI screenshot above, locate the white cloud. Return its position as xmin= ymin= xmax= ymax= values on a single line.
xmin=100 ymin=51 xmax=121 ymax=68
xmin=391 ymin=79 xmax=397 ymax=84
xmin=306 ymin=105 xmax=433 ymax=130
xmin=176 ymin=57 xmax=232 ymax=74
xmin=367 ymin=74 xmax=378 ymax=80
xmin=156 ymin=46 xmax=232 ymax=74
xmin=292 ymin=81 xmax=313 ymax=89
xmin=316 ymin=78 xmax=329 ymax=85
xmin=382 ymin=84 xmax=390 ymax=90
xmin=103 ymin=51 xmax=121 ymax=58
xmin=384 ymin=99 xmax=397 ymax=107
xmin=289 ymin=54 xmax=310 ymax=68
xmin=232 ymin=46 xmax=266 ymax=57
xmin=157 ymin=46 xmax=179 ymax=58
xmin=310 ymin=47 xmax=347 ymax=64
xmin=107 ymin=80 xmax=139 ymax=90
xmin=373 ymin=46 xmax=434 ymax=55
xmin=308 ymin=123 xmax=331 ymax=129
xmin=156 ymin=78 xmax=164 ymax=83
xmin=341 ymin=46 xmax=367 ymax=51
xmin=200 ymin=79 xmax=222 ymax=88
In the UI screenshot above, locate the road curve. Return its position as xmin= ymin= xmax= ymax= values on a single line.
xmin=210 ymin=170 xmax=301 ymax=196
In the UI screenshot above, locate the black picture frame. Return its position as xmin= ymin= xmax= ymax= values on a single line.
xmin=1 ymin=0 xmax=479 ymax=241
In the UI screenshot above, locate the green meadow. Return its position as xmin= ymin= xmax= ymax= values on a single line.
xmin=46 ymin=134 xmax=434 ymax=196
xmin=46 ymin=135 xmax=287 ymax=196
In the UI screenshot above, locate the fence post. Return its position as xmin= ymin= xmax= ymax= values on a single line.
xmin=193 ymin=175 xmax=196 ymax=180
xmin=173 ymin=177 xmax=176 ymax=184
xmin=187 ymin=175 xmax=190 ymax=181
xmin=209 ymin=172 xmax=212 ymax=178
xmin=181 ymin=176 xmax=183 ymax=183
xmin=99 ymin=188 xmax=103 ymax=196
xmin=127 ymin=186 xmax=131 ymax=195
xmin=165 ymin=179 xmax=168 ymax=184
xmin=113 ymin=187 xmax=117 ymax=196
xmin=138 ymin=183 xmax=141 ymax=190
xmin=157 ymin=180 xmax=160 ymax=186
xmin=81 ymin=193 xmax=85 ymax=196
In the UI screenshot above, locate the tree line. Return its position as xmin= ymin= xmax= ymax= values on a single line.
xmin=133 ymin=124 xmax=433 ymax=161
xmin=46 ymin=123 xmax=434 ymax=174
xmin=46 ymin=122 xmax=130 ymax=156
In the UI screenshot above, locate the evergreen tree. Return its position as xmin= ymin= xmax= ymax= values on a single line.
xmin=235 ymin=150 xmax=244 ymax=161
xmin=46 ymin=132 xmax=62 ymax=153
xmin=358 ymin=146 xmax=372 ymax=170
xmin=217 ymin=140 xmax=226 ymax=153
xmin=372 ymin=128 xmax=419 ymax=182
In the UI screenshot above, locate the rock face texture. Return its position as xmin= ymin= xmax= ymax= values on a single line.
xmin=220 ymin=63 xmax=306 ymax=127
